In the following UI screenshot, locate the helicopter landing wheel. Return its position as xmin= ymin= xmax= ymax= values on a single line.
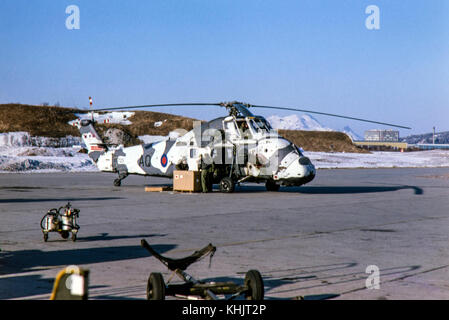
xmin=147 ymin=272 xmax=165 ymax=300
xmin=265 ymin=180 xmax=280 ymax=192
xmin=219 ymin=177 xmax=235 ymax=193
xmin=244 ymin=269 xmax=264 ymax=300
xmin=113 ymin=178 xmax=121 ymax=187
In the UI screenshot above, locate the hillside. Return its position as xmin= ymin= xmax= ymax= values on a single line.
xmin=0 ymin=104 xmax=80 ymax=137
xmin=0 ymin=104 xmax=365 ymax=153
xmin=279 ymin=129 xmax=367 ymax=153
xmin=402 ymin=131 xmax=449 ymax=144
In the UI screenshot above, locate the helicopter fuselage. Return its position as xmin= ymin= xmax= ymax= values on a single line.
xmin=79 ymin=113 xmax=316 ymax=189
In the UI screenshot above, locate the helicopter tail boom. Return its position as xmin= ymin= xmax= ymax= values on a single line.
xmin=78 ymin=119 xmax=107 ymax=162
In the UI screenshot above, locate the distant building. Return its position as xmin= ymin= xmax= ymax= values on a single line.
xmin=364 ymin=129 xmax=399 ymax=142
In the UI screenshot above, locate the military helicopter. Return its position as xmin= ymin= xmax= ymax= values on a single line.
xmin=73 ymin=101 xmax=410 ymax=192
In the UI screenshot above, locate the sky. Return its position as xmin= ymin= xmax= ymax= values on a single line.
xmin=1 ymin=0 xmax=448 ymax=136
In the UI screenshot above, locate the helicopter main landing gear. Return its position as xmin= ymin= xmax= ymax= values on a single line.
xmin=219 ymin=177 xmax=235 ymax=193
xmin=265 ymin=180 xmax=280 ymax=192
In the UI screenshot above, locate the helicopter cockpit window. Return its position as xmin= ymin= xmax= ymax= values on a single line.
xmin=236 ymin=119 xmax=251 ymax=137
xmin=249 ymin=118 xmax=270 ymax=133
xmin=224 ymin=120 xmax=239 ymax=137
xmin=257 ymin=117 xmax=272 ymax=130
xmin=249 ymin=119 xmax=259 ymax=133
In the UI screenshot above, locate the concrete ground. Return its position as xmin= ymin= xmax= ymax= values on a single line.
xmin=0 ymin=168 xmax=448 ymax=300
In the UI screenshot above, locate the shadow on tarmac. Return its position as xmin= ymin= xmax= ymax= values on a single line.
xmin=234 ymin=185 xmax=424 ymax=195
xmin=0 ymin=244 xmax=176 ymax=299
xmin=0 ymin=197 xmax=124 ymax=204
xmin=77 ymin=233 xmax=167 ymax=242
xmin=196 ymin=262 xmax=421 ymax=300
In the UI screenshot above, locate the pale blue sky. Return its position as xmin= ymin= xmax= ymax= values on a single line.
xmin=1 ymin=0 xmax=448 ymax=136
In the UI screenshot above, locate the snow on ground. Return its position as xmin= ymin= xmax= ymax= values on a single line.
xmin=0 ymin=132 xmax=80 ymax=148
xmin=0 ymin=132 xmax=96 ymax=172
xmin=306 ymin=150 xmax=449 ymax=169
xmin=1 ymin=132 xmax=448 ymax=173
xmin=0 ymin=147 xmax=97 ymax=172
xmin=153 ymin=120 xmax=167 ymax=128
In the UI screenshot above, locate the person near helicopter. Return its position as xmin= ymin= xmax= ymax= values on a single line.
xmin=199 ymin=154 xmax=215 ymax=193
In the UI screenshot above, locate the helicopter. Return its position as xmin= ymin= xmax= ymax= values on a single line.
xmin=73 ymin=101 xmax=410 ymax=192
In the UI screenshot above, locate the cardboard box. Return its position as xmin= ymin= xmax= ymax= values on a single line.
xmin=173 ymin=170 xmax=202 ymax=192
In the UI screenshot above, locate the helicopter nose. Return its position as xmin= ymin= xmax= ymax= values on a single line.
xmin=301 ymin=157 xmax=315 ymax=176
xmin=277 ymin=155 xmax=315 ymax=181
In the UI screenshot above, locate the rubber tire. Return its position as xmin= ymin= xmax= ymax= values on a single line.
xmin=61 ymin=231 xmax=70 ymax=239
xmin=219 ymin=177 xmax=235 ymax=193
xmin=245 ymin=270 xmax=264 ymax=300
xmin=71 ymin=233 xmax=77 ymax=242
xmin=114 ymin=179 xmax=121 ymax=187
xmin=265 ymin=180 xmax=280 ymax=192
xmin=147 ymin=273 xmax=165 ymax=300
xmin=43 ymin=233 xmax=48 ymax=242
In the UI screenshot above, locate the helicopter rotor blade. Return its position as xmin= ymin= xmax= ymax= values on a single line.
xmin=92 ymin=102 xmax=222 ymax=112
xmin=249 ymin=104 xmax=411 ymax=130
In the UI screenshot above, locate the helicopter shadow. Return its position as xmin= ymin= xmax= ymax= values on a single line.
xmin=233 ymin=185 xmax=423 ymax=195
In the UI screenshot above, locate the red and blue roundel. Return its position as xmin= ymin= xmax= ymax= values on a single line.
xmin=160 ymin=154 xmax=168 ymax=167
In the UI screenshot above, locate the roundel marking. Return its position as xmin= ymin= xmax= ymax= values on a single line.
xmin=161 ymin=154 xmax=168 ymax=167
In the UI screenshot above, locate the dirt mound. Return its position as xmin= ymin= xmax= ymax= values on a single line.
xmin=0 ymin=104 xmax=79 ymax=138
xmin=0 ymin=104 xmax=365 ymax=153
xmin=279 ymin=129 xmax=368 ymax=153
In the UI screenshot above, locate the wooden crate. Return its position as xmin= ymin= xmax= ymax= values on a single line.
xmin=144 ymin=186 xmax=173 ymax=192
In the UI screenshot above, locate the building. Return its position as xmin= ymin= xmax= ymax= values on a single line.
xmin=364 ymin=129 xmax=399 ymax=142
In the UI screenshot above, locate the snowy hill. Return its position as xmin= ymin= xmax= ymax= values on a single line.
xmin=267 ymin=114 xmax=332 ymax=131
xmin=266 ymin=114 xmax=362 ymax=140
xmin=341 ymin=126 xmax=362 ymax=141
xmin=402 ymin=131 xmax=449 ymax=144
xmin=68 ymin=111 xmax=135 ymax=126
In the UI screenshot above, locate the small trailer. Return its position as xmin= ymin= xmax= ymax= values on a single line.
xmin=140 ymin=239 xmax=264 ymax=300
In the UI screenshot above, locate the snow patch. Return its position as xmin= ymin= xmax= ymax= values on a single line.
xmin=0 ymin=149 xmax=97 ymax=172
xmin=153 ymin=119 xmax=167 ymax=128
xmin=341 ymin=126 xmax=362 ymax=141
xmin=2 ymin=132 xmax=448 ymax=173
xmin=0 ymin=133 xmax=97 ymax=172
xmin=306 ymin=150 xmax=449 ymax=169
xmin=68 ymin=111 xmax=135 ymax=126
xmin=0 ymin=132 xmax=81 ymax=148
